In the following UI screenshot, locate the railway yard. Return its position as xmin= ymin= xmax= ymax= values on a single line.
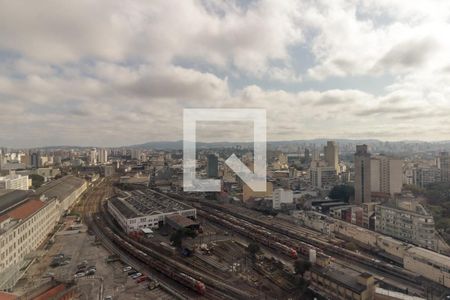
xmin=15 ymin=178 xmax=450 ymax=299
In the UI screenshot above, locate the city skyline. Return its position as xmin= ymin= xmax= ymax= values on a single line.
xmin=2 ymin=1 xmax=450 ymax=147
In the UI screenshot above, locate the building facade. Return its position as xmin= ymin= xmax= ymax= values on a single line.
xmin=310 ymin=161 xmax=337 ymax=190
xmin=375 ymin=201 xmax=436 ymax=250
xmin=272 ymin=188 xmax=293 ymax=209
xmin=0 ymin=198 xmax=60 ymax=290
xmin=439 ymin=152 xmax=450 ymax=182
xmin=0 ymin=173 xmax=29 ymax=191
xmin=370 ymin=156 xmax=402 ymax=196
xmin=324 ymin=141 xmax=339 ymax=174
xmin=207 ymin=154 xmax=219 ymax=178
xmin=354 ymin=145 xmax=371 ymax=205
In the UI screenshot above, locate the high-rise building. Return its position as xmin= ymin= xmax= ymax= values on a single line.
xmin=304 ymin=148 xmax=310 ymax=162
xmin=324 ymin=141 xmax=339 ymax=173
xmin=207 ymin=154 xmax=218 ymax=178
xmin=311 ymin=148 xmax=320 ymax=161
xmin=31 ymin=151 xmax=41 ymax=169
xmin=89 ymin=148 xmax=97 ymax=165
xmin=439 ymin=152 xmax=450 ymax=182
xmin=370 ymin=156 xmax=402 ymax=196
xmin=98 ymin=148 xmax=108 ymax=164
xmin=413 ymin=166 xmax=440 ymax=188
xmin=354 ymin=145 xmax=371 ymax=205
xmin=310 ymin=161 xmax=337 ymax=189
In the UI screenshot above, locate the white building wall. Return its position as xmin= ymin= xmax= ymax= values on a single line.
xmin=0 ymin=199 xmax=59 ymax=271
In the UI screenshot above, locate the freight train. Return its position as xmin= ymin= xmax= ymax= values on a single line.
xmin=100 ymin=224 xmax=206 ymax=295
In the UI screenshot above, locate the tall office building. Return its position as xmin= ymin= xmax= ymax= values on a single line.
xmin=324 ymin=141 xmax=339 ymax=173
xmin=207 ymin=154 xmax=219 ymax=178
xmin=31 ymin=151 xmax=41 ymax=169
xmin=370 ymin=155 xmax=402 ymax=196
xmin=439 ymin=152 xmax=450 ymax=182
xmin=354 ymin=145 xmax=371 ymax=205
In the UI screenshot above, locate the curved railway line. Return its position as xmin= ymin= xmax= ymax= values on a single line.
xmin=79 ymin=180 xmax=256 ymax=300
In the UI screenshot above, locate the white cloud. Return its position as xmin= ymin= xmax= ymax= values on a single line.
xmin=1 ymin=0 xmax=450 ymax=147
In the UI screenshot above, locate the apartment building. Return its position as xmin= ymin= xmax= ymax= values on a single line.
xmin=370 ymin=155 xmax=402 ymax=197
xmin=310 ymin=161 xmax=337 ymax=190
xmin=375 ymin=199 xmax=436 ymax=250
xmin=0 ymin=172 xmax=29 ymax=191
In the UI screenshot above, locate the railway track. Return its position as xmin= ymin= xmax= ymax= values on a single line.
xmin=81 ymin=181 xmax=257 ymax=300
xmin=98 ymin=208 xmax=257 ymax=300
xmin=166 ymin=193 xmax=427 ymax=295
xmin=78 ymin=180 xmax=202 ymax=300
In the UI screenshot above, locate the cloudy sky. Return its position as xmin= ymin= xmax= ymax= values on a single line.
xmin=1 ymin=0 xmax=450 ymax=147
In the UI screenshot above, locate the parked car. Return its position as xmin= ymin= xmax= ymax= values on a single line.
xmin=128 ymin=270 xmax=137 ymax=276
xmin=74 ymin=272 xmax=85 ymax=278
xmin=122 ymin=266 xmax=132 ymax=272
xmin=136 ymin=276 xmax=147 ymax=283
xmin=131 ymin=273 xmax=142 ymax=279
xmin=43 ymin=272 xmax=55 ymax=278
xmin=86 ymin=269 xmax=96 ymax=276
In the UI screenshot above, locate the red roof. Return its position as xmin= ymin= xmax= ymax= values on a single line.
xmin=6 ymin=199 xmax=45 ymax=220
xmin=0 ymin=214 xmax=10 ymax=223
xmin=0 ymin=292 xmax=17 ymax=300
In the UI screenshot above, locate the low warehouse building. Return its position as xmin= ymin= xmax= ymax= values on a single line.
xmin=108 ymin=188 xmax=196 ymax=233
xmin=36 ymin=175 xmax=87 ymax=213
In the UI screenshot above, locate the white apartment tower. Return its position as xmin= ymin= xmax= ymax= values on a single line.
xmin=370 ymin=156 xmax=402 ymax=196
xmin=98 ymin=148 xmax=108 ymax=164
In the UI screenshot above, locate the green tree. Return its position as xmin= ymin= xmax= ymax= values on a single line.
xmin=30 ymin=174 xmax=45 ymax=189
xmin=329 ymin=185 xmax=355 ymax=202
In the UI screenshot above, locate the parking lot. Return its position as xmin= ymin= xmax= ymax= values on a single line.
xmin=14 ymin=216 xmax=174 ymax=299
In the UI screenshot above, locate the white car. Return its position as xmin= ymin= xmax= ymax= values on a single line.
xmin=74 ymin=272 xmax=85 ymax=278
xmin=131 ymin=272 xmax=142 ymax=279
xmin=122 ymin=266 xmax=132 ymax=272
